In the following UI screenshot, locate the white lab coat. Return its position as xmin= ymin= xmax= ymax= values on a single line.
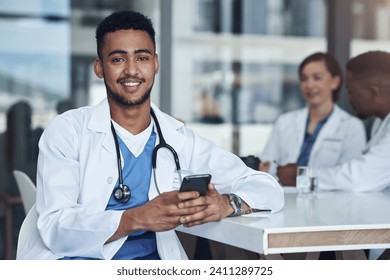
xmin=261 ymin=105 xmax=366 ymax=176
xmin=17 ymin=99 xmax=284 ymax=260
xmin=316 ymin=112 xmax=390 ymax=192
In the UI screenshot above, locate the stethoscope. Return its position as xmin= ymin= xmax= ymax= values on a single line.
xmin=110 ymin=109 xmax=182 ymax=203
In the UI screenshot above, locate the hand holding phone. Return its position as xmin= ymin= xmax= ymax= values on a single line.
xmin=179 ymin=174 xmax=212 ymax=196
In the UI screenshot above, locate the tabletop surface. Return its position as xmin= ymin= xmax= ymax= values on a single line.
xmin=177 ymin=188 xmax=390 ymax=254
xmin=243 ymin=188 xmax=390 ymax=231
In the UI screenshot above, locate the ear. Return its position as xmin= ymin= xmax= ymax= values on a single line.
xmin=331 ymin=75 xmax=341 ymax=91
xmin=154 ymin=53 xmax=159 ymax=75
xmin=370 ymin=84 xmax=381 ymax=99
xmin=94 ymin=58 xmax=104 ymax=79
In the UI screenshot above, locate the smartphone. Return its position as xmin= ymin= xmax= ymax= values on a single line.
xmin=179 ymin=174 xmax=212 ymax=196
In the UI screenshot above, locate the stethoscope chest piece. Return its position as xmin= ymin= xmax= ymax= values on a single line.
xmin=113 ymin=184 xmax=131 ymax=203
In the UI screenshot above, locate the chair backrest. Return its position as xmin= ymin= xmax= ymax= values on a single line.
xmin=16 ymin=203 xmax=37 ymax=259
xmin=13 ymin=170 xmax=36 ymax=214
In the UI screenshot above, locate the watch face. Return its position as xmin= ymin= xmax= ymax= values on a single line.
xmin=232 ymin=195 xmax=243 ymax=210
xmin=227 ymin=194 xmax=244 ymax=217
xmin=232 ymin=195 xmax=241 ymax=207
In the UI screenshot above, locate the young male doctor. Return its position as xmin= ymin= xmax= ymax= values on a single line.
xmin=278 ymin=51 xmax=390 ymax=192
xmin=17 ymin=11 xmax=284 ymax=260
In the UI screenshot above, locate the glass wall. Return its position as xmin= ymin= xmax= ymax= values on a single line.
xmin=351 ymin=0 xmax=390 ymax=56
xmin=0 ymin=0 xmax=71 ymax=260
xmin=171 ymin=0 xmax=327 ymax=155
xmin=1 ymin=0 xmax=390 ymax=260
xmin=0 ymin=0 xmax=71 ymax=132
xmin=1 ymin=0 xmax=389 ymax=173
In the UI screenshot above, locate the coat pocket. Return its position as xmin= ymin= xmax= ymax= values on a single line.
xmin=312 ymin=139 xmax=342 ymax=167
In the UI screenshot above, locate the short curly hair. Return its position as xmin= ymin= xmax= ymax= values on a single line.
xmin=347 ymin=51 xmax=390 ymax=81
xmin=95 ymin=10 xmax=156 ymax=59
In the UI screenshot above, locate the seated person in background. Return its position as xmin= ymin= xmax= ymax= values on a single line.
xmin=277 ymin=51 xmax=390 ymax=192
xmin=260 ymin=52 xmax=366 ymax=180
xmin=17 ymin=10 xmax=284 ymax=260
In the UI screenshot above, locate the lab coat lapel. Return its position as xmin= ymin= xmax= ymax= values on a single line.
xmin=85 ymin=99 xmax=118 ymax=208
xmin=367 ymin=112 xmax=390 ymax=149
xmin=310 ymin=105 xmax=340 ymax=155
xmin=292 ymin=108 xmax=309 ymax=160
xmin=88 ymin=99 xmax=116 ymax=155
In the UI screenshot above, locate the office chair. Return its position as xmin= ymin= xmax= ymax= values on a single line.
xmin=16 ymin=203 xmax=37 ymax=259
xmin=13 ymin=170 xmax=36 ymax=214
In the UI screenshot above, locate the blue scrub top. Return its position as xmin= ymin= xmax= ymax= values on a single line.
xmin=297 ymin=113 xmax=331 ymax=166
xmin=107 ymin=131 xmax=159 ymax=260
xmin=60 ymin=130 xmax=159 ymax=260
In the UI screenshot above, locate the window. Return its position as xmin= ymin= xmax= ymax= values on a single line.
xmin=351 ymin=0 xmax=390 ymax=56
xmin=171 ymin=0 xmax=327 ymax=155
xmin=0 ymin=0 xmax=70 ymax=131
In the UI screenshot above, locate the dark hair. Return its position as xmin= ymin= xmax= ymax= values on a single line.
xmin=95 ymin=11 xmax=156 ymax=59
xmin=298 ymin=52 xmax=343 ymax=102
xmin=346 ymin=51 xmax=390 ymax=80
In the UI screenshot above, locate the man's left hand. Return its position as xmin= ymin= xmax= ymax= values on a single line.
xmin=177 ymin=184 xmax=234 ymax=227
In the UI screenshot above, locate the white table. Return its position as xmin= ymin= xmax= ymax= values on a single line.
xmin=177 ymin=188 xmax=390 ymax=258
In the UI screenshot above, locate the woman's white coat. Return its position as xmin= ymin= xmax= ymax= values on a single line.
xmin=261 ymin=105 xmax=366 ymax=176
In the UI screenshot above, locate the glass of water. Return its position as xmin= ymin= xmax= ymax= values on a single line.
xmin=296 ymin=166 xmax=318 ymax=194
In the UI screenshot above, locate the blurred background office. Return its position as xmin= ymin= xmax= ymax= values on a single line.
xmin=1 ymin=0 xmax=390 ymax=259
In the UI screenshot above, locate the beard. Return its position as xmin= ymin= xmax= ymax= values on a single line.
xmin=104 ymin=77 xmax=153 ymax=107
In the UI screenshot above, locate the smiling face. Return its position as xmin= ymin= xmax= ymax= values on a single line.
xmin=299 ymin=60 xmax=340 ymax=108
xmin=94 ymin=29 xmax=159 ymax=108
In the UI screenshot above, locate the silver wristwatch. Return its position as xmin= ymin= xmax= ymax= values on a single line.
xmin=224 ymin=193 xmax=244 ymax=217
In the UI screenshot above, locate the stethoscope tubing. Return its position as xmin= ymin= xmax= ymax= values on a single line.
xmin=111 ymin=109 xmax=182 ymax=200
